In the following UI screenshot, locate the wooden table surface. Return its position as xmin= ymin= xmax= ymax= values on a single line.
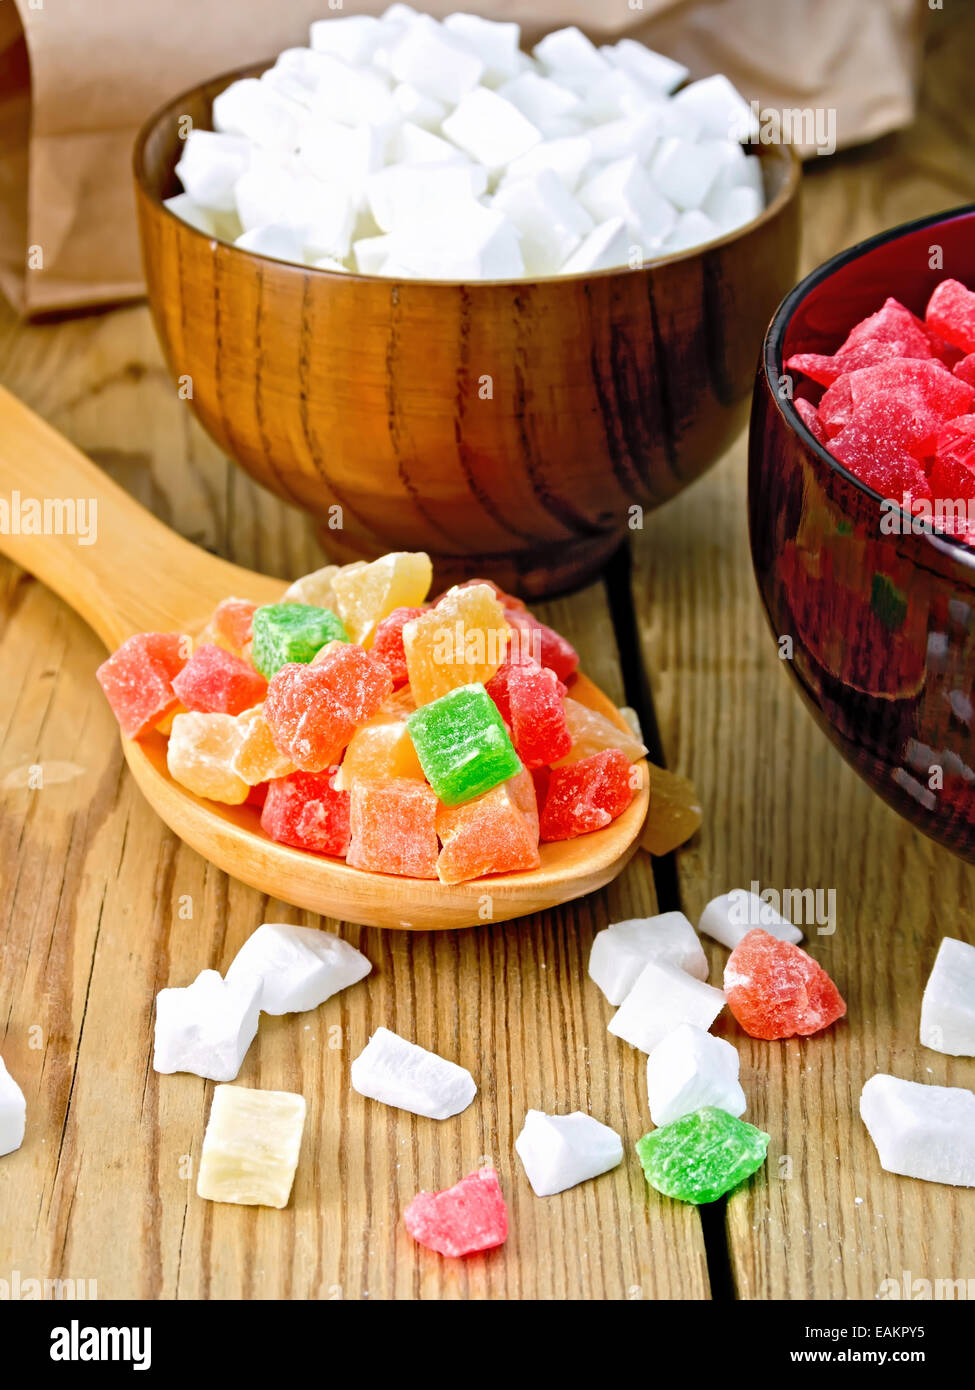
xmin=1 ymin=12 xmax=974 ymax=1302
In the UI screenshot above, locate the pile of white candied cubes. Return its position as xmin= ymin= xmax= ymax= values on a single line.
xmin=167 ymin=7 xmax=766 ymax=279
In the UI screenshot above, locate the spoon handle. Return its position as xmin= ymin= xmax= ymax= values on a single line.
xmin=0 ymin=386 xmax=279 ymax=648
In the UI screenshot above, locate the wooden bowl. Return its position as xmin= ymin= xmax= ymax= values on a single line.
xmin=134 ymin=63 xmax=801 ymax=599
xmin=750 ymin=204 xmax=975 ymax=860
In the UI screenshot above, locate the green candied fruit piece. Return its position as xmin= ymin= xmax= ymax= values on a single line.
xmin=407 ymin=682 xmax=522 ymax=806
xmin=635 ymin=1106 xmax=770 ymax=1205
xmin=251 ymin=603 xmax=349 ymax=678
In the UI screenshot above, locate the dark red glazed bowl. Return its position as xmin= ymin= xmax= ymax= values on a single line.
xmin=749 ymin=205 xmax=975 ymax=860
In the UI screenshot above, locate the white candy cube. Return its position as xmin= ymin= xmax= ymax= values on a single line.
xmin=534 ymin=26 xmax=610 ymax=78
xmin=153 ymin=968 xmax=262 ymax=1081
xmin=579 ymin=71 xmax=659 ymax=124
xmin=354 ymin=234 xmax=397 ymax=274
xmin=586 ymin=110 xmax=660 ymax=165
xmin=163 ymin=193 xmax=218 ymax=237
xmin=309 ymin=15 xmax=384 ymax=66
xmin=650 ymin=136 xmax=724 ymax=211
xmin=705 ymin=140 xmax=765 ymax=197
xmin=442 ymin=88 xmax=542 ymax=169
xmin=197 ymin=1084 xmax=306 ymax=1208
xmin=515 ymin=1110 xmax=623 ymax=1195
xmin=589 ymin=912 xmax=709 ymax=1005
xmin=309 ymin=55 xmax=396 ymax=127
xmin=212 ymin=78 xmax=303 ymax=153
xmin=443 ymin=13 xmax=522 ymax=86
xmin=366 ymin=162 xmax=486 ymax=233
xmin=350 ymin=1026 xmax=476 ymax=1119
xmin=234 ymin=157 xmax=297 ymax=233
xmin=645 ymin=1023 xmax=746 ymax=1126
xmin=312 ymin=256 xmax=349 ymax=273
xmin=672 ymin=73 xmax=759 ymax=142
xmin=393 ymin=201 xmax=523 ymax=280
xmin=501 ymin=136 xmax=593 ymax=192
xmin=920 ymin=937 xmax=975 ymax=1056
xmin=392 ymin=121 xmax=467 ymax=166
xmin=704 ymin=184 xmax=764 ymax=234
xmin=0 ymin=1056 xmax=26 ymax=1157
xmin=226 ymin=923 xmax=371 ymax=1015
xmin=608 ymin=958 xmax=725 ymax=1053
xmin=860 ymin=1074 xmax=975 ymax=1187
xmin=664 ymin=209 xmax=719 ymax=253
xmin=601 ymin=39 xmax=689 ymax=94
xmin=388 ymin=15 xmax=485 ymax=105
xmin=559 ymin=218 xmax=631 ymax=274
xmin=392 ymin=82 xmax=447 ymax=131
xmin=175 ymin=130 xmax=250 ymax=213
xmin=298 ymin=120 xmax=386 ymax=190
xmin=492 ymin=170 xmax=592 ymax=276
xmin=698 ymin=890 xmax=803 ymax=949
xmin=578 ymin=155 xmax=676 ymax=245
xmin=287 ymin=175 xmax=357 ymax=259
xmin=497 ymin=72 xmax=581 ymax=127
xmin=235 ymin=223 xmax=304 ymax=265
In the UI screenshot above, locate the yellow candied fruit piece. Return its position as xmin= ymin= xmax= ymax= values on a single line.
xmin=403 ymin=582 xmax=509 ymax=705
xmin=156 ymin=702 xmax=188 ymax=736
xmin=332 ymin=551 xmax=432 ymax=646
xmin=231 ymin=704 xmax=295 ymax=785
xmin=332 ymin=717 xmax=424 ymax=791
xmin=167 ymin=711 xmax=249 ymax=804
xmin=640 ymin=764 xmax=703 ymax=856
xmin=197 ymin=1084 xmax=306 ymax=1209
xmin=554 ymin=697 xmax=648 ymax=765
xmin=282 ymin=561 xmax=366 ymax=610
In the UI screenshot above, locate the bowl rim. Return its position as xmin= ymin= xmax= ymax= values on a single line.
xmin=132 ymin=57 xmax=801 ymax=289
xmin=762 ymin=201 xmax=975 ymax=567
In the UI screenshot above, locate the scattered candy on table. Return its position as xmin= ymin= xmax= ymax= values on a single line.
xmin=919 ymin=936 xmax=975 ymax=1057
xmin=698 ymin=889 xmax=803 ymax=949
xmin=723 ymin=929 xmax=846 ymax=1040
xmin=514 ymin=1110 xmax=623 ymax=1196
xmin=608 ymin=957 xmax=726 ymax=1054
xmin=636 ymin=1106 xmax=770 ymax=1205
xmin=645 ymin=1024 xmax=746 ymax=1127
xmin=860 ymin=1074 xmax=975 ymax=1188
xmin=403 ymin=1166 xmax=508 ymax=1257
xmin=0 ymin=1057 xmax=26 ymax=1158
xmin=589 ymin=912 xmax=709 ymax=1006
xmin=153 ymin=968 xmax=262 ymax=1082
xmin=197 ymin=1084 xmax=307 ymax=1208
xmin=224 ymin=922 xmax=371 ymax=1015
xmin=350 ymin=1026 xmax=477 ymax=1119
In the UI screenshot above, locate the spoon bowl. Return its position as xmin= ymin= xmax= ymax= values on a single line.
xmin=0 ymin=387 xmax=648 ymax=928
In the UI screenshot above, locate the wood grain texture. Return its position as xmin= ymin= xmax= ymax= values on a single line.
xmin=631 ymin=4 xmax=975 ymax=1300
xmin=134 ymin=66 xmax=800 ymax=597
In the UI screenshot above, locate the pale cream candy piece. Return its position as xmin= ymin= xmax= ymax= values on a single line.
xmin=601 ymin=39 xmax=689 ymax=95
xmin=235 ymin=223 xmax=303 ymax=264
xmin=366 ymin=162 xmax=488 ymax=233
xmin=698 ymin=890 xmax=803 ymax=950
xmin=212 ymin=78 xmax=304 ymax=153
xmin=492 ymin=170 xmax=592 ymax=276
xmin=167 ymin=712 xmax=250 ymax=805
xmin=560 ymin=218 xmax=631 ymax=274
xmin=650 ymin=136 xmax=725 ymax=212
xmin=354 ymin=234 xmax=397 ymax=274
xmin=312 ymin=256 xmax=350 ymax=273
xmin=308 ymin=53 xmax=397 ymax=127
xmin=645 ymin=1023 xmax=745 ymax=1126
xmin=309 ymin=14 xmax=384 ymax=65
xmin=703 ymin=183 xmax=764 ymax=235
xmin=578 ymin=155 xmax=676 ymax=245
xmin=230 ymin=705 xmax=294 ymax=785
xmin=0 ymin=1056 xmax=26 ymax=1157
xmin=226 ymin=923 xmax=371 ymax=1015
xmin=501 ymin=136 xmax=593 ymax=193
xmin=393 ymin=202 xmax=524 ymax=280
xmin=443 ymin=13 xmax=522 ymax=86
xmin=533 ymin=26 xmax=610 ymax=78
xmin=664 ymin=210 xmax=720 ymax=254
xmin=589 ymin=912 xmax=708 ymax=1005
xmin=388 ymin=14 xmax=485 ymax=106
xmin=920 ymin=937 xmax=975 ymax=1056
xmin=608 ymin=958 xmax=725 ymax=1053
xmin=442 ymin=88 xmax=543 ymax=170
xmin=174 ymin=130 xmax=250 ymax=214
xmin=331 ymin=550 xmax=432 ymax=646
xmin=153 ymin=969 xmax=262 ymax=1082
xmin=282 ymin=561 xmax=366 ymax=609
xmin=197 ymin=1084 xmax=306 ymax=1208
xmin=350 ymin=1026 xmax=476 ymax=1119
xmin=515 ymin=1110 xmax=623 ymax=1196
xmin=860 ymin=1074 xmax=975 ymax=1187
xmin=392 ymin=82 xmax=448 ymax=131
xmin=496 ymin=71 xmax=581 ymax=127
xmin=163 ymin=194 xmax=218 ymax=236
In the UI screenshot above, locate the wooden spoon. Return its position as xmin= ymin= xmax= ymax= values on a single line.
xmin=0 ymin=387 xmax=649 ymax=929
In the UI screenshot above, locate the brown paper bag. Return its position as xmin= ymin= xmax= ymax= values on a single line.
xmin=0 ymin=0 xmax=923 ymax=317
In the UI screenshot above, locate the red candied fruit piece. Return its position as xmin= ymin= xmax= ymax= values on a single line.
xmin=926 ymin=278 xmax=975 ymax=355
xmin=928 ymin=452 xmax=975 ymax=540
xmin=172 ymin=642 xmax=267 ymax=716
xmin=96 ymin=632 xmax=187 ymax=739
xmin=260 ymin=770 xmax=351 ymax=856
xmin=851 ymin=358 xmax=975 ymax=416
xmin=786 ymin=298 xmax=935 ymax=386
xmin=403 ymin=1167 xmax=508 ymax=1258
xmin=539 ymin=748 xmax=635 ymax=842
xmin=828 ymin=425 xmax=933 ymax=505
xmin=209 ymin=598 xmax=257 ymax=651
xmin=486 ymin=660 xmax=571 ymax=769
xmin=935 ymin=414 xmax=975 ymax=469
xmin=841 ymin=391 xmax=944 ymax=461
xmin=723 ymin=928 xmax=846 ymax=1039
xmin=246 ymin=782 xmax=268 ymax=807
xmin=506 ymin=609 xmax=579 ymax=682
xmin=264 ymin=645 xmax=393 ymax=772
xmin=371 ymin=605 xmax=428 ymax=686
xmin=818 ymin=373 xmax=855 ymax=437
xmin=793 ymin=396 xmax=827 ymax=443
xmin=953 ymin=353 xmax=975 ymax=388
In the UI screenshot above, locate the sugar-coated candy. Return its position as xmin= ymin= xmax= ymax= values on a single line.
xmin=225 ymin=922 xmax=371 ymax=1014
xmin=786 ymin=298 xmax=937 ymax=386
xmin=436 ymin=778 xmax=540 ymax=884
xmin=698 ymin=890 xmax=803 ymax=949
xmin=403 ymin=583 xmax=509 ymax=705
xmin=251 ymin=602 xmax=349 ymax=678
xmin=954 ymin=353 xmax=975 ymax=388
xmin=539 ymin=748 xmax=635 ymax=841
xmin=370 ymin=605 xmax=428 ymax=685
xmin=558 ymin=696 xmax=647 ymax=764
xmin=332 ymin=713 xmax=424 ymax=790
xmin=920 ymin=937 xmax=975 ymax=1056
xmin=723 ymin=929 xmax=845 ymax=1039
xmin=608 ymin=958 xmax=726 ymax=1053
xmin=198 ymin=597 xmax=257 ymax=655
xmin=283 ymin=562 xmax=364 ymax=609
xmin=508 ymin=766 xmax=540 ymax=840
xmin=171 ymin=642 xmax=267 ymax=716
xmin=589 ymin=912 xmax=708 ymax=1005
xmin=505 ymin=609 xmax=580 ymax=682
xmin=263 ymin=644 xmax=393 ymax=770
xmin=404 ymin=1166 xmax=508 ymax=1257
xmin=936 ymin=413 xmax=975 ymax=469
xmin=197 ymin=1084 xmax=306 ymax=1209
xmin=515 ymin=1110 xmax=623 ymax=1196
xmin=639 ymin=764 xmax=704 ymax=856
xmin=260 ymin=770 xmax=351 ymax=856
xmin=346 ymin=778 xmax=440 ymax=877
xmin=167 ymin=711 xmax=250 ymax=804
xmin=331 ymin=551 xmax=432 ymax=646
xmin=0 ymin=1056 xmax=26 ymax=1157
xmin=350 ymin=1026 xmax=476 ymax=1119
xmin=96 ymin=632 xmax=187 ymax=738
xmin=486 ymin=659 xmax=571 ymax=768
xmin=407 ymin=683 xmax=522 ymax=805
xmin=926 ymin=278 xmax=975 ymax=355
xmin=646 ymin=1024 xmax=746 ymax=1127
xmin=153 ymin=968 xmax=262 ymax=1081
xmin=636 ymin=1106 xmax=770 ymax=1205
xmin=230 ymin=704 xmax=295 ymax=784
xmin=860 ymin=1074 xmax=975 ymax=1187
